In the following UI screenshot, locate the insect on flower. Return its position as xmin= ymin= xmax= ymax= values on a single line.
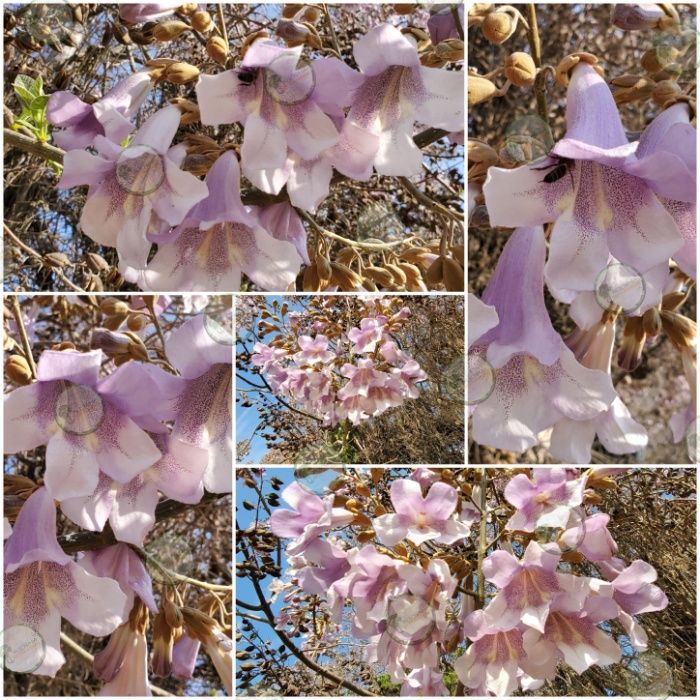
xmin=531 ymin=153 xmax=576 ymax=188
xmin=237 ymin=68 xmax=258 ymax=84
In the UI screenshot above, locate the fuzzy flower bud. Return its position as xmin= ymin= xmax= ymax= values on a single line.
xmin=481 ymin=10 xmax=518 ymax=44
xmin=505 ymin=51 xmax=537 ymax=86
xmin=153 ymin=19 xmax=190 ymax=41
xmin=611 ymin=4 xmax=666 ymax=30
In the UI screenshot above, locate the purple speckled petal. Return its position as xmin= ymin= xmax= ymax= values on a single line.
xmin=312 ymin=57 xmax=365 ymax=116
xmin=544 ymin=161 xmax=683 ymax=299
xmin=93 ymin=404 xmax=162 ymax=482
xmin=243 ymin=39 xmax=302 ymax=69
xmin=414 ymin=66 xmax=464 ymax=132
xmin=57 ymin=149 xmax=114 ymax=189
xmin=97 ymin=70 xmax=151 ymax=121
xmin=664 ymin=198 xmax=696 ymax=280
xmin=480 ymin=227 xmax=561 ymax=367
xmin=47 ymin=91 xmax=92 ymax=125
xmin=4 ymin=487 xmax=71 ymax=572
xmin=3 ymin=570 xmax=65 ymax=676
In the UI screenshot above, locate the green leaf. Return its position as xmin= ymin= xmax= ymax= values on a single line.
xmin=13 ymin=75 xmax=36 ymax=107
xmin=30 ymin=94 xmax=50 ymax=112
xmin=35 ymin=74 xmax=44 ymax=95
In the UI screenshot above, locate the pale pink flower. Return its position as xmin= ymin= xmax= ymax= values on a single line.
xmin=372 ymin=478 xmax=472 ymax=546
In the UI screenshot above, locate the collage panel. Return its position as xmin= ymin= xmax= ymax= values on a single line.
xmin=467 ymin=3 xmax=697 ymax=465
xmin=235 ymin=294 xmax=465 ymax=466
xmin=235 ymin=466 xmax=697 ymax=697
xmin=4 ymin=2 xmax=464 ymax=295
xmin=3 ymin=294 xmax=233 ymax=695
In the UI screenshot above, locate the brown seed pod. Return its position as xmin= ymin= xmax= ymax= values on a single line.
xmin=86 ymin=252 xmax=110 ymax=273
xmin=153 ymin=20 xmax=190 ymax=42
xmin=302 ymin=263 xmax=321 ymax=292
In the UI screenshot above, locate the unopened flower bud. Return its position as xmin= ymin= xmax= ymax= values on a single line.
xmin=281 ymin=4 xmax=305 ymax=18
xmin=90 ymin=328 xmax=132 ymax=355
xmin=434 ymin=38 xmax=464 ymax=62
xmin=191 ymin=10 xmax=213 ymax=33
xmin=505 ymin=51 xmax=537 ymax=86
xmin=276 ymin=18 xmax=310 ymax=46
xmin=86 ymin=252 xmax=110 ymax=273
xmin=394 ymin=4 xmax=418 ymax=14
xmin=651 ymin=79 xmax=682 ymax=107
xmin=44 ymin=252 xmax=71 ymax=268
xmin=100 ymin=297 xmax=130 ymax=316
xmin=612 ymin=4 xmax=665 ymax=30
xmin=127 ymin=312 xmax=148 ymax=331
xmin=468 ymin=75 xmax=498 ymax=106
xmin=178 ymin=3 xmax=198 ymax=15
xmin=641 ymin=46 xmax=679 ymax=74
xmin=5 ymin=354 xmax=32 ymax=385
xmin=300 ymin=6 xmax=322 ymax=23
xmin=153 ymin=20 xmax=190 ymax=42
xmin=206 ymin=35 xmax=229 ymax=65
xmin=481 ymin=10 xmax=517 ymax=44
xmin=163 ymin=62 xmax=200 ymax=84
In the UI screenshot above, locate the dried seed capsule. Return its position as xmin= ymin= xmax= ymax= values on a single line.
xmin=191 ymin=10 xmax=213 ymax=33
xmin=468 ymin=75 xmax=498 ymax=106
xmin=163 ymin=62 xmax=200 ymax=84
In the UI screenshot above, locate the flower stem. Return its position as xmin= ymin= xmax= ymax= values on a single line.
xmin=477 ymin=467 xmax=488 ymax=607
xmin=10 ymin=296 xmax=37 ymax=379
xmin=526 ymin=4 xmax=549 ymax=125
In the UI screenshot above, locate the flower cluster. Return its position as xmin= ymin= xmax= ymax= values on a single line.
xmin=3 ymin=297 xmax=232 ymax=693
xmin=264 ymin=467 xmax=667 ymax=696
xmin=469 ymin=32 xmax=696 ymax=462
xmin=48 ymin=13 xmax=463 ymax=292
xmin=251 ymin=302 xmax=427 ymax=426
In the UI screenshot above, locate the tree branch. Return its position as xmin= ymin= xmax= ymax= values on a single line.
xmin=4 ymin=128 xmax=65 ymax=164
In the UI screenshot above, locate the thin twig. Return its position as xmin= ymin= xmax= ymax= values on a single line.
xmin=4 ymin=224 xmax=87 ymax=293
xmin=526 ymin=4 xmax=549 ymax=124
xmin=216 ymin=3 xmax=227 ymax=43
xmin=477 ymin=467 xmax=488 ymax=607
xmin=10 ymin=296 xmax=38 ymax=379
